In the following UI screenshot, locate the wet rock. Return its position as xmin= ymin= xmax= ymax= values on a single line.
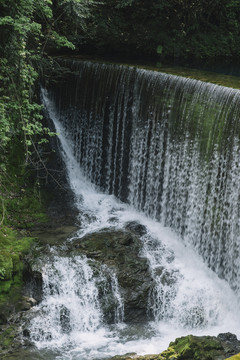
xmin=23 ymin=269 xmax=43 ymax=304
xmin=32 ymin=225 xmax=78 ymax=247
xmin=19 ymin=296 xmax=37 ymax=311
xmin=91 ymin=262 xmax=123 ymax=323
xmin=0 ymin=313 xmax=8 ymax=325
xmin=22 ymin=328 xmax=30 ymax=338
xmin=71 ymin=229 xmax=154 ymax=323
xmin=119 ymin=234 xmax=133 ymax=246
xmin=218 ymin=332 xmax=238 ymax=342
xmin=19 ymin=301 xmax=31 ymax=312
xmin=217 ymin=333 xmax=240 ymax=357
xmin=0 ymin=324 xmax=23 ymax=355
xmin=31 ymin=271 xmax=43 ymax=303
xmin=125 ymin=221 xmax=147 ymax=236
xmin=60 ymin=305 xmax=72 ymax=333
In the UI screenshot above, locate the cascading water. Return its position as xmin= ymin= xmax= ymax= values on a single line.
xmin=48 ymin=60 xmax=240 ymax=290
xmin=26 ymin=60 xmax=240 ymax=359
xmin=30 ymin=256 xmax=104 ymax=341
xmin=28 ymin=255 xmax=124 ymax=359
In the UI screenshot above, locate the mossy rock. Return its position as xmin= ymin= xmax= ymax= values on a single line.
xmin=0 ymin=322 xmax=26 ymax=356
xmin=0 ymin=272 xmax=24 ymax=314
xmin=169 ymin=335 xmax=224 ymax=359
xmin=0 ymin=326 xmax=16 ymax=350
xmin=227 ymin=354 xmax=240 ymax=360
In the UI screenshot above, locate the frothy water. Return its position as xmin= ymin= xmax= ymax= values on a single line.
xmin=29 ymin=256 xmax=124 ymax=359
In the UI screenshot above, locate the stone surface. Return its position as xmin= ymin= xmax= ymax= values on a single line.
xmin=19 ymin=297 xmax=37 ymax=312
xmin=217 ymin=333 xmax=240 ymax=358
xmin=71 ymin=228 xmax=154 ymax=323
xmin=125 ymin=221 xmax=147 ymax=237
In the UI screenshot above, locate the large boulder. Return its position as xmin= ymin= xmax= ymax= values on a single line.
xmin=71 ymin=228 xmax=154 ymax=323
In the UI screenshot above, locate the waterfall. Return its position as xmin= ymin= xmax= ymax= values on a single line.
xmin=27 ymin=60 xmax=240 ymax=359
xmin=47 ymin=60 xmax=240 ymax=292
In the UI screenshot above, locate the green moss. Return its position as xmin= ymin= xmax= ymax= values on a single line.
xmin=0 ymin=225 xmax=36 ymax=305
xmin=0 ymin=326 xmax=16 ymax=349
xmin=0 ymin=272 xmax=24 ymax=309
xmin=159 ymin=346 xmax=180 ymax=359
xmin=4 ymin=191 xmax=48 ymax=229
xmin=0 ymin=280 xmax=13 ymax=295
xmin=168 ymin=335 xmax=224 ymax=360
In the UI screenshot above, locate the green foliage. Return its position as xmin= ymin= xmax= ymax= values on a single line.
xmin=88 ymin=0 xmax=240 ymax=62
xmin=0 ymin=0 xmax=94 ymax=175
xmin=0 ymin=3 xmax=44 ymax=167
xmin=50 ymin=0 xmax=96 ymax=47
xmin=157 ymin=45 xmax=163 ymax=55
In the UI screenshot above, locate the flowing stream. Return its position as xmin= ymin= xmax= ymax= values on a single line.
xmin=26 ymin=61 xmax=240 ymax=359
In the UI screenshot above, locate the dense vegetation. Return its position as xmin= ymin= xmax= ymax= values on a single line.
xmin=88 ymin=0 xmax=240 ymax=64
xmin=0 ymin=0 xmax=94 ymax=173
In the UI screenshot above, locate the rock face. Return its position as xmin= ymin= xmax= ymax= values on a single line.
xmin=109 ymin=333 xmax=240 ymax=360
xmin=71 ymin=227 xmax=154 ymax=323
xmin=217 ymin=333 xmax=240 ymax=358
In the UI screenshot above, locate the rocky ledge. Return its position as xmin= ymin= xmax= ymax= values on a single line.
xmin=71 ymin=224 xmax=153 ymax=323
